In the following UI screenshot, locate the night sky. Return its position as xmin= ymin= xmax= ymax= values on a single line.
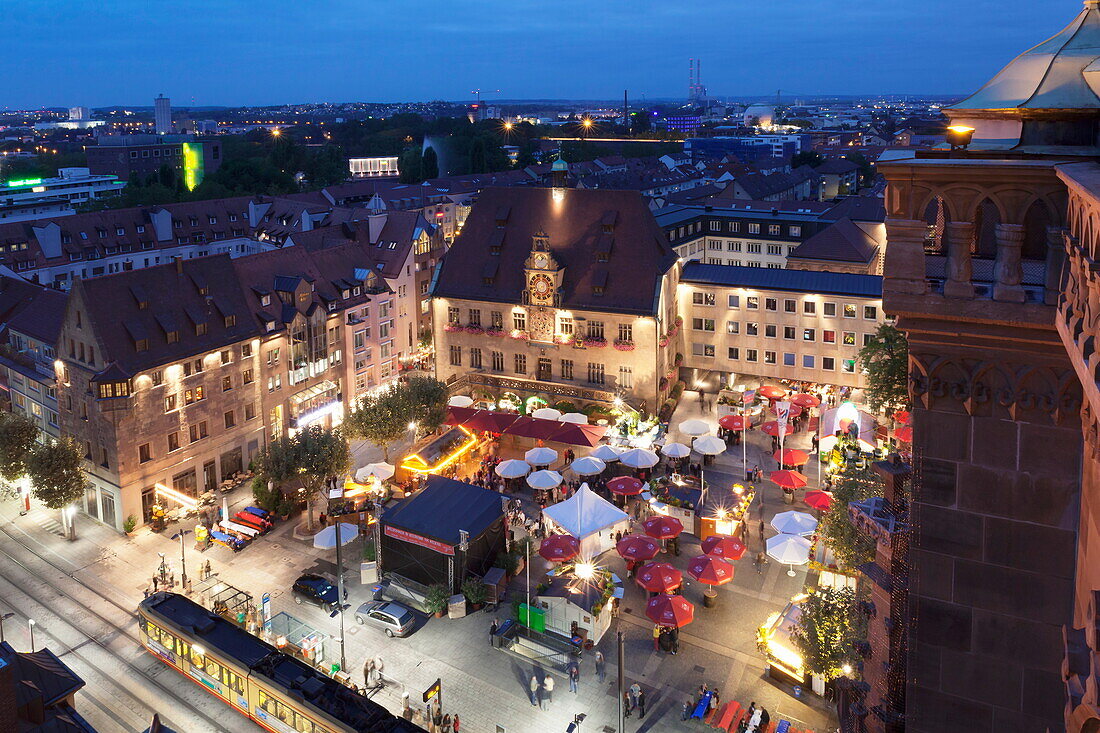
xmin=3 ymin=0 xmax=1076 ymax=107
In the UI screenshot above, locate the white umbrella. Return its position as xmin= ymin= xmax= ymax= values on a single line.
xmin=766 ymin=534 xmax=812 ymax=576
xmin=313 ymin=523 xmax=359 ymax=549
xmin=679 ymin=419 xmax=710 ymax=437
xmin=495 ymin=459 xmax=531 ymax=479
xmin=532 ymin=407 xmax=563 ymax=421
xmin=355 ymin=462 xmax=395 ymax=482
xmin=558 ymin=413 xmax=588 ymax=424
xmin=589 ymin=444 xmax=623 ymax=462
xmin=527 ymin=470 xmax=563 ymax=490
xmin=618 ymin=448 xmax=659 ymax=469
xmin=771 ymin=510 xmax=818 ymax=537
xmin=570 ymin=456 xmax=607 ymax=476
xmin=448 ymin=395 xmax=474 ymax=408
xmin=661 ymin=442 xmax=691 ymax=459
xmin=525 ymin=447 xmax=559 ymax=465
xmin=693 ymin=436 xmax=727 ymax=456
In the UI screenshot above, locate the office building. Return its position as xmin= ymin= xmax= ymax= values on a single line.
xmin=68 ymin=106 xmax=90 ymax=122
xmin=86 ymin=134 xmax=221 ymax=184
xmin=154 ymin=94 xmax=171 ymax=135
xmin=0 ymin=168 xmax=126 ymax=223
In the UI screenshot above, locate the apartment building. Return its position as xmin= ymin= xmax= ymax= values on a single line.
xmin=678 ymin=263 xmax=885 ymax=390
xmin=0 ymin=277 xmax=67 ymax=439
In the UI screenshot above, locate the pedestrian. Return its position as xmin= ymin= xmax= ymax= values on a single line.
xmin=624 ymin=690 xmax=633 ymax=717
xmin=373 ymin=657 xmax=384 ymax=685
xmin=670 ymin=625 xmax=680 ymax=655
xmin=595 ymin=650 xmax=605 ymax=682
xmin=543 ymin=675 xmax=554 ymax=706
xmin=364 ymin=659 xmax=374 ymax=687
xmin=453 ymin=713 xmax=460 ymax=733
xmin=638 ymin=688 xmax=647 ymax=718
xmin=652 ymin=624 xmax=661 ymax=651
xmin=569 ymin=664 xmax=579 ymax=694
xmin=529 ymin=675 xmax=539 ymax=707
xmin=710 ymin=688 xmax=720 ymax=714
xmin=682 ymin=700 xmax=691 ymax=721
xmin=489 ymin=617 xmax=499 ymax=646
xmin=629 ymin=682 xmax=641 ymax=709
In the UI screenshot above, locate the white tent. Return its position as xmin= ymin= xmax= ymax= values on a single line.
xmin=542 ymin=483 xmax=630 ymax=557
xmin=819 ymin=403 xmax=877 ymax=452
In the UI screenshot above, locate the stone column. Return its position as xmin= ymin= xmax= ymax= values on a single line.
xmin=993 ymin=223 xmax=1027 ymax=303
xmin=1046 ymin=225 xmax=1068 ymax=306
xmin=943 ymin=221 xmax=975 ymax=298
xmin=883 ymin=219 xmax=929 ymax=296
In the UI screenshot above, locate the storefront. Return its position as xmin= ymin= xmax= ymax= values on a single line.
xmin=289 ymin=380 xmax=343 ymax=433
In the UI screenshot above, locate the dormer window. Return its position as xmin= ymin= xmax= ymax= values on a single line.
xmin=136 ymin=225 xmax=145 ymax=234
xmin=96 ymin=380 xmax=130 ymax=399
xmin=166 ymin=331 xmax=179 ymax=344
xmin=261 ymin=294 xmax=271 ymax=306
xmin=116 ymin=228 xmax=125 ymax=236
xmin=224 ymin=315 xmax=236 ymax=327
xmin=342 ymin=289 xmax=350 ymax=299
xmin=208 ymin=216 xmax=217 ymax=224
xmin=135 ymin=338 xmax=148 ymax=352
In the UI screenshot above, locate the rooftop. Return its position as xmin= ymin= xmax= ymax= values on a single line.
xmin=382 ymin=475 xmax=504 ymax=545
xmin=681 ymin=261 xmax=883 ymax=298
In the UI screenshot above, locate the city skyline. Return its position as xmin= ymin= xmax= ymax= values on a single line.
xmin=2 ymin=0 xmax=1071 ymax=108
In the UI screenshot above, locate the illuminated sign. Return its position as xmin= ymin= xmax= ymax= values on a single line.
xmin=181 ymin=143 xmax=203 ymax=191
xmin=6 ymin=178 xmax=42 ymax=187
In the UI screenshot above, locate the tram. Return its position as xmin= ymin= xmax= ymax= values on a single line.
xmin=138 ymin=592 xmax=420 ymax=733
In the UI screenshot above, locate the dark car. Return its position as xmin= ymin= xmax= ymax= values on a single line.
xmin=291 ymin=574 xmax=344 ymax=612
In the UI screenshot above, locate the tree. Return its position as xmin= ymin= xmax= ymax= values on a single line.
xmin=398 ymin=147 xmax=423 ymax=183
xmin=343 ymin=377 xmax=450 ymax=460
xmin=468 ymin=137 xmax=487 ymax=174
xmin=404 ymin=376 xmax=449 ymax=435
xmin=846 ymin=152 xmax=876 ymax=188
xmin=818 ymin=462 xmax=881 ymax=573
xmin=256 ymin=426 xmax=349 ymax=531
xmin=791 ymin=586 xmax=860 ymax=679
xmin=792 ymin=150 xmax=824 ymax=169
xmin=421 ymin=146 xmax=439 ymax=180
xmin=27 ymin=438 xmax=86 ymax=538
xmin=858 ymin=323 xmax=909 ymax=413
xmin=0 ymin=412 xmax=40 ymax=482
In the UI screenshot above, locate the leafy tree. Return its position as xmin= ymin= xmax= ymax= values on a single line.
xmin=846 ymin=152 xmax=876 ymax=188
xmin=818 ymin=462 xmax=881 ymax=573
xmin=0 ymin=412 xmax=40 ymax=482
xmin=792 ymin=151 xmax=824 ymax=169
xmin=858 ymin=323 xmax=909 ymax=413
xmin=344 ymin=377 xmax=449 ymax=460
xmin=398 ymin=147 xmax=423 ymax=183
xmin=468 ymin=137 xmax=487 ymax=174
xmin=256 ymin=426 xmax=350 ymax=531
xmin=421 ymin=146 xmax=439 ymax=180
xmin=791 ymin=586 xmax=861 ymax=679
xmin=404 ymin=377 xmax=449 ymax=435
xmin=157 ymin=163 xmax=177 ymax=189
xmin=631 ymin=110 xmax=652 ymax=134
xmin=27 ymin=438 xmax=86 ymax=537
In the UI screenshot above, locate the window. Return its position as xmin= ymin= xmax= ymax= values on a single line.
xmin=727 ymin=295 xmax=740 ymax=308
xmin=843 ymin=304 xmax=856 ymax=318
xmin=784 ymin=299 xmax=796 ymax=313
xmin=803 ymin=355 xmax=815 ymax=368
xmin=769 ymin=225 xmax=781 ymax=236
xmin=783 ymin=326 xmax=795 ymax=340
xmin=765 ymin=325 xmax=777 ymax=338
xmin=746 ymin=322 xmax=759 ymax=336
xmin=619 ymin=366 xmax=633 ymax=389
xmin=803 ymin=328 xmax=816 ymax=342
xmin=224 ymin=410 xmax=236 ymax=429
xmin=764 ymin=351 xmax=776 ymax=365
xmin=222 ymin=375 xmax=232 ymax=392
xmin=447 ymin=307 xmax=460 ymax=325
xmin=709 ymin=220 xmax=720 ymax=232
xmin=242 ymin=368 xmax=254 ymax=384
xmin=470 ymin=348 xmax=482 ymax=369
xmin=241 ymin=342 xmax=253 ymax=358
xmin=765 ymin=298 xmax=777 ymax=311
xmin=139 ymin=443 xmax=152 ymax=463
xmin=803 ymin=301 xmax=816 ymax=315
xmin=843 ymin=332 xmax=857 ymax=346
xmin=183 ymin=387 xmax=204 ymax=405
xmin=492 ymin=351 xmax=504 ymax=371
xmin=692 ymin=292 xmax=715 ymax=306
xmin=151 ymin=370 xmax=164 ymax=386
xmin=728 ymin=241 xmax=742 ymax=252
xmin=560 ymin=359 xmax=573 ymax=380
xmin=767 ymin=244 xmax=783 ymax=256
xmin=468 ymin=308 xmax=481 ymax=326
xmin=587 ymin=321 xmax=605 ymax=340
xmin=513 ymin=312 xmax=526 ymax=331
xmin=729 ymin=221 xmax=740 ymax=233
xmin=842 ymin=359 xmax=856 ymax=373
xmin=864 ymin=305 xmax=878 ymax=320
xmin=822 ymin=357 xmax=835 ymax=371
xmin=746 ymin=297 xmax=759 ymax=310
xmin=514 ymin=354 xmax=526 ymax=374
xmin=449 ymin=345 xmax=461 ymax=366
xmin=164 ymin=394 xmax=177 ymax=412
xmin=491 ymin=311 xmax=503 ymax=329
xmin=726 ymin=321 xmax=739 ymax=335
xmin=618 ymin=323 xmax=633 ymax=342
xmin=746 ymin=243 xmax=761 ymax=254
xmin=863 ymin=333 xmax=875 ymax=347
xmin=245 ymin=402 xmax=256 ymax=421
xmin=748 ymin=223 xmax=760 ymax=234
xmin=267 ymin=348 xmax=280 ymax=366
xmin=167 ymin=432 xmax=180 ymax=452
xmin=783 ymin=353 xmax=795 ymax=367
xmin=746 ymin=349 xmax=758 ymax=362
xmin=692 ymin=318 xmax=715 ymax=332
xmin=267 ymin=375 xmax=281 ymax=392
xmin=189 ymin=421 xmax=208 ymax=443
xmin=587 ymin=362 xmax=605 ymax=383
xmin=727 ymin=347 xmax=739 ymax=360
xmin=790 ymin=225 xmax=802 ymax=237
xmin=824 ymin=302 xmax=836 ymax=317
xmin=220 ymin=350 xmax=231 ymax=365
xmin=692 ymin=343 xmax=715 ymax=357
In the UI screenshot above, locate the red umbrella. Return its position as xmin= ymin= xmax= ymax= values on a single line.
xmin=687 ymin=554 xmax=735 ymax=586
xmin=760 ymin=421 xmax=795 ymax=437
xmin=643 ymin=515 xmax=684 ymax=540
xmin=616 ymin=534 xmax=660 ymax=562
xmin=646 ymin=594 xmax=695 ymax=628
xmin=894 ymin=410 xmax=911 ymax=425
xmin=895 ymin=426 xmax=913 ymax=443
xmin=773 ymin=448 xmax=809 ymax=466
xmin=772 ymin=403 xmax=804 ymax=418
xmin=718 ymin=414 xmax=750 ymax=431
xmin=701 ymin=535 xmax=747 ymax=561
xmin=791 ymin=393 xmax=821 ymax=408
xmin=758 ymin=385 xmax=787 ymax=399
xmin=636 ymin=562 xmax=683 ymax=594
xmin=804 ymin=490 xmax=833 ymax=511
xmin=538 ymin=534 xmax=579 ymax=563
xmin=608 ymin=476 xmax=644 ymax=496
xmin=770 ymin=470 xmax=808 ymax=490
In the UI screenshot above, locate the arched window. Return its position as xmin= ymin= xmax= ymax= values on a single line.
xmin=1022 ymin=200 xmax=1052 ymax=260
xmin=972 ymin=198 xmax=1000 ymax=259
xmin=922 ymin=196 xmax=947 ymax=254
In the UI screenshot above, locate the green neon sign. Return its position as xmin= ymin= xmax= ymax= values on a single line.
xmin=181 ymin=143 xmax=204 ymax=191
xmin=6 ymin=178 xmax=42 ymax=187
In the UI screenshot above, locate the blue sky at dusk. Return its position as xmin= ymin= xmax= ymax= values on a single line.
xmin=3 ymin=0 xmax=1074 ymax=107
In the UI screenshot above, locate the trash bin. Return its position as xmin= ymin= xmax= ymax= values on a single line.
xmin=448 ymin=594 xmax=467 ymax=619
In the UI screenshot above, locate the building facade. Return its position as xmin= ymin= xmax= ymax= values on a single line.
xmin=86 ymin=135 xmax=221 ymax=182
xmin=0 ymin=168 xmax=125 ymax=223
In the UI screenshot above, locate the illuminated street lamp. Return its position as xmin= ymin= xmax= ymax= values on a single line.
xmin=946 ymin=125 xmax=975 ymax=151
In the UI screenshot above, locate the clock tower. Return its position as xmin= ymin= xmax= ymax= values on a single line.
xmin=524 ymin=229 xmax=563 ymax=343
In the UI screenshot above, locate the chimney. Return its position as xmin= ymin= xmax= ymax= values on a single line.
xmin=173 ymin=256 xmax=183 ymax=275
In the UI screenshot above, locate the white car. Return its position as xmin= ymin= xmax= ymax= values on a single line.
xmin=354 ymin=601 xmax=416 ymax=637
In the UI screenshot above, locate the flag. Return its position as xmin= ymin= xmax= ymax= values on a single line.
xmin=742 ymin=389 xmax=756 ymax=404
xmin=775 ymin=400 xmax=792 ymax=433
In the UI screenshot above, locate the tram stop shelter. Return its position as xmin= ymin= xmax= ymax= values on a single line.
xmin=266 ymin=611 xmax=327 ymax=666
xmin=378 ymin=475 xmax=506 ymax=596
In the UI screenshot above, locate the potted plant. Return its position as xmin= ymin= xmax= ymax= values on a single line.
xmin=425 ymin=584 xmax=450 ymax=618
xmin=122 ymin=514 xmax=137 ymax=535
xmin=462 ymin=579 xmax=488 ymax=611
xmin=277 ymin=496 xmax=294 ymax=521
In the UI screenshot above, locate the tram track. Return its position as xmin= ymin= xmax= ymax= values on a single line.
xmin=0 ymin=523 xmax=252 ymax=732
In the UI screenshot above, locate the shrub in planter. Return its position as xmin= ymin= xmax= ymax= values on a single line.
xmin=674 ymin=353 xmax=684 ymax=366
xmin=425 ymin=585 xmax=450 ymax=617
xmin=461 ymin=578 xmax=487 ymax=608
xmin=123 ymin=515 xmax=137 ymax=534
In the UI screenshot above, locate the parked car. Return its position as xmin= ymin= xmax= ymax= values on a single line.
xmin=291 ymin=574 xmax=344 ymax=612
xmin=354 ymin=600 xmax=416 ymax=637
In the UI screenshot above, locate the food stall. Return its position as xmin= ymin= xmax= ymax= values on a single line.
xmin=758 ymin=593 xmax=809 ymax=686
xmin=397 ymin=425 xmax=481 ymax=483
xmin=696 ymin=482 xmax=755 ymax=542
xmin=534 ymin=566 xmax=623 ymax=646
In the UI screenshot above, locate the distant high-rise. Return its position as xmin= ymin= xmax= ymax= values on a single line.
xmin=688 ymin=58 xmax=707 ymax=105
xmin=154 ymin=94 xmax=171 ymax=135
xmin=68 ymin=106 xmax=89 ymax=121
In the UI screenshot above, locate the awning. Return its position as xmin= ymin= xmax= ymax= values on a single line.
xmin=291 ymin=379 xmax=338 ymax=404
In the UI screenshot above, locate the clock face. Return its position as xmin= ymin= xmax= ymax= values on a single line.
xmin=531 ymin=274 xmax=553 ymax=298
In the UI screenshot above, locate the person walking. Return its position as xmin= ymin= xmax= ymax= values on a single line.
xmin=637 ymin=688 xmax=647 ymax=718
xmin=682 ymin=700 xmax=692 ymax=721
xmin=529 ymin=675 xmax=539 ymax=707
xmin=652 ymin=624 xmax=661 ymax=651
xmin=629 ymin=682 xmax=641 ymax=709
xmin=623 ymin=690 xmax=633 ymax=718
xmin=489 ymin=618 xmax=499 ymax=646
xmin=569 ymin=664 xmax=579 ymax=694
xmin=595 ymin=650 xmax=605 ymax=682
xmin=452 ymin=713 xmax=460 ymax=733
xmin=543 ymin=675 xmax=554 ymax=706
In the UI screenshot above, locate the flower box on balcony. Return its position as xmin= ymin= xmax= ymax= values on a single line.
xmin=485 ymin=328 xmax=504 ymax=337
xmin=613 ymin=340 xmax=636 ymax=351
xmin=583 ymin=337 xmax=607 ymax=348
xmin=444 ymin=324 xmax=463 ymax=333
xmin=464 ymin=325 xmax=485 ymax=335
xmin=510 ymin=329 xmax=529 ymax=340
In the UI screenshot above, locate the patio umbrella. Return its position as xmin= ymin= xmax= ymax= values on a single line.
xmin=643 ymin=514 xmax=683 ymax=540
xmin=661 ymin=442 xmax=691 ymax=459
xmin=770 ymin=470 xmax=808 ymax=490
xmin=701 ymin=535 xmax=747 ymax=561
xmin=718 ymin=414 xmax=750 ymax=431
xmin=495 ymin=459 xmax=531 ymax=479
xmin=538 ymin=533 xmax=580 ymax=562
xmin=590 ymin=444 xmax=623 ymax=462
xmin=448 ymin=395 xmax=474 ymax=408
xmin=766 ymin=534 xmax=812 ymax=576
xmin=760 ymin=421 xmax=795 ymax=437
xmin=636 ymin=562 xmax=683 ymax=594
xmin=355 ymin=462 xmax=395 ymax=482
xmin=570 ymin=456 xmax=606 ymax=476
xmin=894 ymin=410 xmax=911 ymax=425
xmin=608 ymin=476 xmax=645 ymax=496
xmin=617 ymin=534 xmax=660 ymax=562
xmin=645 ymin=594 xmax=694 ymax=628
xmin=758 ymin=385 xmax=788 ymax=399
xmin=895 ymin=426 xmax=913 ymax=443
xmin=524 ymin=447 xmax=559 ymax=466
xmin=693 ymin=436 xmax=726 ymax=455
xmin=527 ymin=470 xmax=563 ymax=490
xmin=531 ymin=407 xmax=563 ymax=421
xmin=804 ymin=490 xmax=833 ymax=511
xmin=773 ymin=448 xmax=809 ymax=466
xmin=312 ymin=523 xmax=358 ymax=549
xmin=771 ymin=510 xmax=818 ymax=537
xmin=679 ymin=419 xmax=710 ymax=437
xmin=791 ymin=393 xmax=820 ymax=408
xmin=558 ymin=412 xmax=589 ymax=424
xmin=619 ymin=448 xmax=659 ymax=469
xmin=687 ymin=554 xmax=735 ymax=586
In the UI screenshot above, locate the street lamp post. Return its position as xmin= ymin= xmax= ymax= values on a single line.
xmin=172 ymin=530 xmax=191 ymax=591
xmin=617 ymin=631 xmax=625 ymax=733
xmin=27 ymin=619 xmax=35 ymax=651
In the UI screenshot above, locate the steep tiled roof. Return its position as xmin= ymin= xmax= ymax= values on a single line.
xmin=787 ymin=218 xmax=880 ymax=264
